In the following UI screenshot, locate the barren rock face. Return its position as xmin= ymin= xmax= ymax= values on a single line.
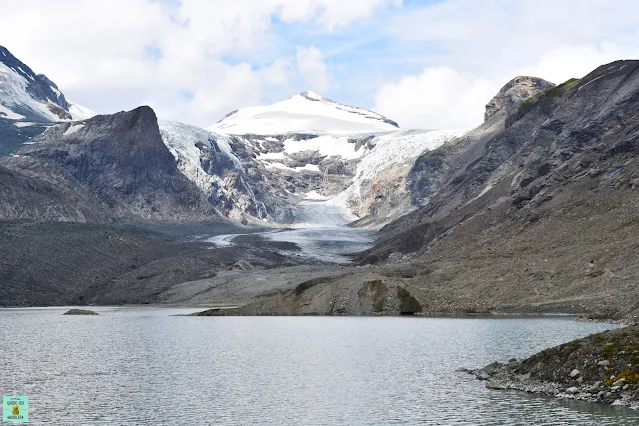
xmin=484 ymin=76 xmax=555 ymax=122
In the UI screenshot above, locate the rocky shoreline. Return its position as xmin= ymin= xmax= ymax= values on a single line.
xmin=466 ymin=325 xmax=639 ymax=410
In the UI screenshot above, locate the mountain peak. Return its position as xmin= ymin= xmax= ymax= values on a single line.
xmin=0 ymin=45 xmax=95 ymax=124
xmin=210 ymin=91 xmax=399 ymax=136
xmin=484 ymin=76 xmax=555 ymax=122
xmin=299 ymin=91 xmax=324 ymax=101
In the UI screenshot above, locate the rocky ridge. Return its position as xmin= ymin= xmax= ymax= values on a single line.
xmin=0 ymin=45 xmax=94 ymax=155
xmin=0 ymin=106 xmax=215 ymax=222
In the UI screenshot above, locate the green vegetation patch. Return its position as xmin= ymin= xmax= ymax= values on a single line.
xmin=508 ymin=78 xmax=580 ymax=126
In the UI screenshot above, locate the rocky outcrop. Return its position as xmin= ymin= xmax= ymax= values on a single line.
xmin=484 ymin=76 xmax=555 ymax=122
xmin=0 ymin=106 xmax=215 ymax=222
xmin=183 ymin=267 xmax=428 ymax=316
xmin=406 ymin=76 xmax=555 ymax=215
xmin=469 ymin=325 xmax=639 ymax=410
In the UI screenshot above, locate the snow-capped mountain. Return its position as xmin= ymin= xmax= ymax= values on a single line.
xmin=0 ymin=46 xmax=95 ymax=155
xmin=0 ymin=44 xmax=464 ymax=226
xmin=0 ymin=46 xmax=94 ymax=123
xmin=210 ymin=91 xmax=399 ymax=136
xmin=168 ymin=91 xmax=468 ymax=225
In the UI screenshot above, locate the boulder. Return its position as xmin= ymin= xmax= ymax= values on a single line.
xmin=229 ymin=260 xmax=253 ymax=271
xmin=486 ymin=381 xmax=507 ymax=390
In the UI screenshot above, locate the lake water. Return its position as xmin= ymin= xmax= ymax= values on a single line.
xmin=1 ymin=307 xmax=638 ymax=425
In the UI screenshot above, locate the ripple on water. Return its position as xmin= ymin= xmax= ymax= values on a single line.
xmin=0 ymin=308 xmax=637 ymax=425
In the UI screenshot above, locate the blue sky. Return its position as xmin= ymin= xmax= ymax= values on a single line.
xmin=1 ymin=0 xmax=638 ymax=129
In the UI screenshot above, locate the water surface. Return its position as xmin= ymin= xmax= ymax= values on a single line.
xmin=1 ymin=307 xmax=637 ymax=425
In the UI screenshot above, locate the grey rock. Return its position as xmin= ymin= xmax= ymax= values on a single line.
xmin=477 ymin=372 xmax=491 ymax=381
xmin=484 ymin=76 xmax=555 ymax=122
xmin=486 ymin=381 xmax=507 ymax=390
xmin=1 ymin=106 xmax=215 ymax=222
xmin=483 ymin=361 xmax=502 ymax=374
xmin=565 ymin=387 xmax=579 ymax=395
xmin=516 ymin=373 xmax=531 ymax=382
xmin=230 ymin=260 xmax=253 ymax=271
xmin=570 ymin=369 xmax=581 ymax=378
xmin=612 ymin=378 xmax=626 ymax=387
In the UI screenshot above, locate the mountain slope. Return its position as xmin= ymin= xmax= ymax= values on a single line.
xmin=349 ymin=60 xmax=639 ymax=318
xmin=159 ymin=120 xmax=268 ymax=221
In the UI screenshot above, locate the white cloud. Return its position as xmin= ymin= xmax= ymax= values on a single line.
xmin=513 ymin=43 xmax=630 ymax=84
xmin=371 ymin=41 xmax=639 ymax=130
xmin=373 ymin=67 xmax=496 ymax=130
xmin=0 ymin=0 xmax=638 ymax=130
xmin=0 ymin=0 xmax=399 ymax=126
xmin=371 ymin=0 xmax=639 ymax=129
xmin=296 ymin=46 xmax=331 ymax=93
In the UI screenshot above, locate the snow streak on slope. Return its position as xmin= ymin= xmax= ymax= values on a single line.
xmin=68 ymin=103 xmax=97 ymax=120
xmin=210 ymin=91 xmax=399 ymax=136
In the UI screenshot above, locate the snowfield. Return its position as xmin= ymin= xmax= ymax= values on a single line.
xmin=68 ymin=103 xmax=97 ymax=120
xmin=63 ymin=123 xmax=84 ymax=136
xmin=209 ymin=91 xmax=398 ymax=136
xmin=282 ymin=135 xmax=365 ymax=160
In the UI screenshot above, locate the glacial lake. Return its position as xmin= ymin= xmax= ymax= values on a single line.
xmin=1 ymin=307 xmax=638 ymax=425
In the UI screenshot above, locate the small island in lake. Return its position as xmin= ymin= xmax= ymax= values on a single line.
xmin=63 ymin=309 xmax=99 ymax=315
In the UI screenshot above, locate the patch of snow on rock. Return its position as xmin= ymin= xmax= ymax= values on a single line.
xmin=283 ymin=135 xmax=363 ymax=160
xmin=68 ymin=103 xmax=97 ymax=120
xmin=63 ymin=123 xmax=84 ymax=136
xmin=0 ymin=103 xmax=25 ymax=120
xmin=14 ymin=121 xmax=35 ymax=127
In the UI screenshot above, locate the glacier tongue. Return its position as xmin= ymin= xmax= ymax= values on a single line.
xmin=288 ymin=199 xmax=356 ymax=228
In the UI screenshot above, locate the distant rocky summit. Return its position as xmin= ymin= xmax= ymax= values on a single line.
xmin=0 ymin=45 xmax=94 ymax=155
xmin=469 ymin=325 xmax=639 ymax=410
xmin=63 ymin=309 xmax=98 ymax=315
xmin=484 ymin=76 xmax=555 ymax=122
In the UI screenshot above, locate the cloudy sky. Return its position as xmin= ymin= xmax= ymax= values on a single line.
xmin=1 ymin=0 xmax=638 ymax=129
